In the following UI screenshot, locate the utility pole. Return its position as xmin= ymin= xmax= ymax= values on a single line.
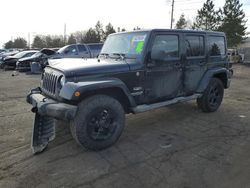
xmin=28 ymin=32 xmax=30 ymax=49
xmin=64 ymin=23 xmax=67 ymax=45
xmin=170 ymin=0 xmax=174 ymax=29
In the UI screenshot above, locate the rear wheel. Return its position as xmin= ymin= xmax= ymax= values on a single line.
xmin=70 ymin=95 xmax=125 ymax=150
xmin=197 ymin=78 xmax=224 ymax=112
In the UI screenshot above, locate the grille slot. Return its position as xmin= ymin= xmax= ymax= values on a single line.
xmin=42 ymin=72 xmax=59 ymax=95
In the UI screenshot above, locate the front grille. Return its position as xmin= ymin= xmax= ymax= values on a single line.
xmin=41 ymin=72 xmax=59 ymax=95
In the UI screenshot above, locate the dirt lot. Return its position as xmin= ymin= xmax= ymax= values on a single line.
xmin=0 ymin=64 xmax=250 ymax=188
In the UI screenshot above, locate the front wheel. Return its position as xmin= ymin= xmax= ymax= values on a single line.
xmin=197 ymin=78 xmax=224 ymax=112
xmin=70 ymin=95 xmax=125 ymax=150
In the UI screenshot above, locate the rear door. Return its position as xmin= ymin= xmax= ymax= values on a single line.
xmin=77 ymin=44 xmax=91 ymax=58
xmin=207 ymin=35 xmax=227 ymax=69
xmin=183 ymin=33 xmax=207 ymax=94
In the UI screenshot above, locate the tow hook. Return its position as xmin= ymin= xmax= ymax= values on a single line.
xmin=31 ymin=107 xmax=38 ymax=113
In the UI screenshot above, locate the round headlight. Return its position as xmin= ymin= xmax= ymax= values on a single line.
xmin=60 ymin=76 xmax=66 ymax=87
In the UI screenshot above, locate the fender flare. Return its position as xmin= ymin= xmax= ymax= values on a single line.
xmin=59 ymin=78 xmax=136 ymax=107
xmin=196 ymin=68 xmax=230 ymax=93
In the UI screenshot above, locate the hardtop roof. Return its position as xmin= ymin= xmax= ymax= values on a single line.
xmin=111 ymin=29 xmax=225 ymax=36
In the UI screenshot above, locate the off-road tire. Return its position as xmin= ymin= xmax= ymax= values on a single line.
xmin=70 ymin=95 xmax=125 ymax=150
xmin=197 ymin=78 xmax=224 ymax=112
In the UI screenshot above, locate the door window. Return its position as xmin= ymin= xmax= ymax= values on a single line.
xmin=185 ymin=36 xmax=204 ymax=57
xmin=64 ymin=45 xmax=78 ymax=55
xmin=78 ymin=45 xmax=87 ymax=53
xmin=208 ymin=36 xmax=226 ymax=56
xmin=151 ymin=35 xmax=179 ymax=61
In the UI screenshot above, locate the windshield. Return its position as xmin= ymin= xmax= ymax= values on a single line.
xmin=101 ymin=31 xmax=149 ymax=57
xmin=12 ymin=51 xmax=30 ymax=58
xmin=31 ymin=52 xmax=42 ymax=58
xmin=57 ymin=45 xmax=69 ymax=54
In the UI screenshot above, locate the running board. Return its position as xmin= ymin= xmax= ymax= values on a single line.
xmin=132 ymin=94 xmax=201 ymax=113
xmin=32 ymin=113 xmax=55 ymax=154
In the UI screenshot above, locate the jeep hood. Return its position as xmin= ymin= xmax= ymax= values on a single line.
xmin=4 ymin=56 xmax=17 ymax=61
xmin=19 ymin=49 xmax=56 ymax=62
xmin=40 ymin=48 xmax=57 ymax=56
xmin=48 ymin=58 xmax=131 ymax=77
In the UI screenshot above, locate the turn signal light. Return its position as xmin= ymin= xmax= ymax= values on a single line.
xmin=74 ymin=91 xmax=81 ymax=97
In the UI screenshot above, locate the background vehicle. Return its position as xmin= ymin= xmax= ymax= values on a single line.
xmin=50 ymin=43 xmax=103 ymax=59
xmin=227 ymin=48 xmax=244 ymax=63
xmin=16 ymin=48 xmax=57 ymax=72
xmin=0 ymin=50 xmax=20 ymax=68
xmin=1 ymin=50 xmax=38 ymax=70
xmin=0 ymin=49 xmax=6 ymax=53
xmin=27 ymin=29 xmax=231 ymax=154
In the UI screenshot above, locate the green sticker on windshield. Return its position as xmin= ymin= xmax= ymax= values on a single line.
xmin=135 ymin=41 xmax=144 ymax=53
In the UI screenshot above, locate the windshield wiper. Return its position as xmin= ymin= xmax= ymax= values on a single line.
xmin=99 ymin=53 xmax=110 ymax=58
xmin=112 ymin=53 xmax=126 ymax=60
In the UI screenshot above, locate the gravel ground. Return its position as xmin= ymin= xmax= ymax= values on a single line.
xmin=0 ymin=64 xmax=250 ymax=188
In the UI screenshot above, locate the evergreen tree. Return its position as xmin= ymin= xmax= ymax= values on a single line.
xmin=4 ymin=41 xmax=14 ymax=49
xmin=193 ymin=0 xmax=219 ymax=30
xmin=13 ymin=38 xmax=27 ymax=48
xmin=83 ymin=28 xmax=100 ymax=43
xmin=175 ymin=14 xmax=187 ymax=29
xmin=50 ymin=35 xmax=64 ymax=48
xmin=218 ymin=0 xmax=248 ymax=47
xmin=95 ymin=21 xmax=104 ymax=42
xmin=4 ymin=38 xmax=27 ymax=49
xmin=32 ymin=36 xmax=46 ymax=48
xmin=103 ymin=23 xmax=116 ymax=40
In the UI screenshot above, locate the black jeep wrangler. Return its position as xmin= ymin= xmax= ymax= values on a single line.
xmin=27 ymin=29 xmax=232 ymax=154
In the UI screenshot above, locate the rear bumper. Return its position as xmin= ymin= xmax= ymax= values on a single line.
xmin=27 ymin=87 xmax=77 ymax=121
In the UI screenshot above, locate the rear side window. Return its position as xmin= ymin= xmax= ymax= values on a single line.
xmin=88 ymin=44 xmax=103 ymax=50
xmin=209 ymin=36 xmax=226 ymax=56
xmin=78 ymin=45 xmax=87 ymax=52
xmin=185 ymin=35 xmax=204 ymax=57
xmin=151 ymin=35 xmax=179 ymax=61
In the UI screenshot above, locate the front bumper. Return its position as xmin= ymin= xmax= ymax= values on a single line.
xmin=27 ymin=87 xmax=77 ymax=121
xmin=16 ymin=64 xmax=31 ymax=71
xmin=27 ymin=87 xmax=78 ymax=154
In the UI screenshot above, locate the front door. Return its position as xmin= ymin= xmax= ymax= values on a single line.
xmin=183 ymin=34 xmax=207 ymax=94
xmin=144 ymin=33 xmax=183 ymax=103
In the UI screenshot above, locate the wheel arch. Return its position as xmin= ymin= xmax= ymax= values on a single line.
xmin=196 ymin=68 xmax=230 ymax=93
xmin=213 ymin=72 xmax=228 ymax=88
xmin=59 ymin=79 xmax=136 ymax=113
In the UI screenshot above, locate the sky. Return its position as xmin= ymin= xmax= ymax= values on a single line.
xmin=0 ymin=0 xmax=249 ymax=48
